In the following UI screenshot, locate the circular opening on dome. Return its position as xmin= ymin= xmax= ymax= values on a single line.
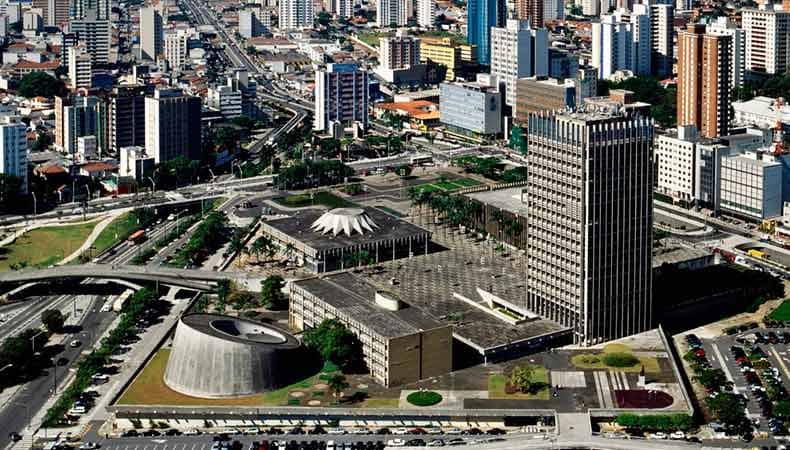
xmin=329 ymin=207 xmax=365 ymax=216
xmin=210 ymin=319 xmax=287 ymax=344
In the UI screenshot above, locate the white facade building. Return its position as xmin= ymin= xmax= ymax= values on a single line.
xmin=733 ymin=96 xmax=790 ymax=129
xmin=591 ymin=7 xmax=652 ymax=79
xmin=279 ymin=0 xmax=313 ymax=30
xmin=439 ymin=79 xmax=502 ymax=136
xmin=207 ymin=85 xmax=243 ymax=119
xmin=649 ymin=3 xmax=673 ymax=78
xmin=139 ymin=6 xmax=163 ymax=60
xmin=416 ymin=0 xmax=434 ymax=28
xmin=76 ymin=135 xmax=97 ymax=162
xmin=490 ymin=19 xmax=548 ymax=107
xmin=720 ymin=149 xmax=783 ymax=220
xmin=707 ymin=17 xmax=745 ymax=90
xmin=68 ymin=45 xmax=92 ymax=89
xmin=330 ymin=0 xmax=353 ymax=19
xmin=69 ymin=17 xmax=111 ymax=64
xmin=119 ymin=146 xmax=155 ymax=181
xmin=743 ymin=7 xmax=790 ymax=75
xmin=164 ymin=30 xmax=189 ymax=70
xmin=655 ymin=125 xmax=699 ymax=203
xmin=377 ymin=0 xmax=407 ymax=27
xmin=0 ymin=115 xmax=27 ymax=194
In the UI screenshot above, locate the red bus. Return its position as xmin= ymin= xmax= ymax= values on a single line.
xmin=127 ymin=230 xmax=146 ymax=244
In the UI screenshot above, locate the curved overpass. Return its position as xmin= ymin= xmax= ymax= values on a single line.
xmin=0 ymin=265 xmax=262 ymax=291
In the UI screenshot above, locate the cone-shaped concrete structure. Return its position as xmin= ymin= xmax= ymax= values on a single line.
xmin=164 ymin=313 xmax=301 ymax=398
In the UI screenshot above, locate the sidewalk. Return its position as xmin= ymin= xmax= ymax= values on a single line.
xmin=58 ymin=212 xmax=123 ymax=265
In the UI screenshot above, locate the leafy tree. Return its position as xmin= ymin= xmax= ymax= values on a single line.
xmin=32 ymin=132 xmax=53 ymax=152
xmin=396 ymin=165 xmax=412 ymax=178
xmin=509 ymin=125 xmax=527 ymax=155
xmin=597 ymin=77 xmax=676 ymax=128
xmin=231 ymin=115 xmax=256 ymax=130
xmin=229 ymin=291 xmax=256 ymax=310
xmin=302 ymin=319 xmax=364 ymax=370
xmin=706 ymin=392 xmax=746 ymax=425
xmin=509 ymin=365 xmax=534 ymax=393
xmin=694 ymin=368 xmax=727 ymax=390
xmin=327 ymin=374 xmax=349 ymax=402
xmin=215 ymin=279 xmax=232 ymax=311
xmin=214 ymin=127 xmax=241 ymax=152
xmin=500 ymin=167 xmax=528 ymax=183
xmin=260 ymin=275 xmax=286 ymax=310
xmin=775 ymin=400 xmax=790 ymax=418
xmin=41 ymin=309 xmax=65 ymax=333
xmin=17 ymin=72 xmax=66 ymax=98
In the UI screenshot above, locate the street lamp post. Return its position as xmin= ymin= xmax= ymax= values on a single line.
xmin=147 ymin=177 xmax=156 ymax=195
xmin=31 ymin=192 xmax=37 ymax=217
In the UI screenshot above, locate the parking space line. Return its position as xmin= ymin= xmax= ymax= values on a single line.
xmin=770 ymin=346 xmax=790 ymax=381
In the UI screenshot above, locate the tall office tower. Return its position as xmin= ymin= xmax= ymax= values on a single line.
xmin=591 ymin=7 xmax=651 ymax=78
xmin=467 ymin=0 xmax=505 ymax=65
xmin=707 ymin=17 xmax=745 ymax=90
xmin=164 ymin=30 xmax=188 ymax=69
xmin=649 ymin=3 xmax=673 ymax=77
xmin=23 ymin=10 xmax=42 ymax=31
xmin=33 ymin=0 xmax=68 ymax=27
xmin=515 ymin=0 xmax=543 ymax=27
xmin=678 ymin=24 xmax=732 ymax=138
xmin=139 ymin=6 xmax=163 ymax=60
xmin=525 ymin=110 xmax=654 ymax=344
xmin=145 ymin=89 xmax=202 ymax=163
xmin=227 ymin=69 xmax=259 ymax=118
xmin=55 ymin=95 xmax=101 ymax=155
xmin=61 ymin=32 xmax=78 ymax=65
xmin=416 ymin=0 xmax=434 ymax=27
xmin=330 ymin=0 xmax=353 ymax=19
xmin=279 ymin=0 xmax=313 ymax=29
xmin=108 ymin=85 xmax=148 ymax=153
xmin=543 ymin=0 xmax=564 ymax=21
xmin=69 ymin=0 xmax=109 ymax=20
xmin=582 ymin=0 xmax=599 ymax=16
xmin=314 ymin=64 xmax=369 ymax=132
xmin=490 ymin=19 xmax=548 ymax=107
xmin=379 ymin=30 xmax=420 ymax=70
xmin=68 ymin=45 xmax=91 ymax=89
xmin=377 ymin=0 xmax=407 ymax=27
xmin=743 ymin=6 xmax=790 ymax=75
xmin=0 ymin=116 xmax=28 ymax=194
xmin=68 ymin=15 xmax=110 ymax=64
xmin=5 ymin=1 xmax=21 ymax=24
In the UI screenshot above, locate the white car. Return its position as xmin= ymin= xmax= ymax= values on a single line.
xmin=425 ymin=428 xmax=442 ymax=435
xmin=652 ymin=432 xmax=667 ymax=440
xmin=183 ymin=429 xmax=201 ymax=436
xmin=670 ymin=431 xmax=685 ymax=440
xmin=386 ymin=439 xmax=406 ymax=447
xmin=392 ymin=428 xmax=409 ymax=435
xmin=349 ymin=428 xmax=370 ymax=435
xmin=326 ymin=428 xmax=346 ymax=435
xmin=79 ymin=443 xmax=99 ymax=450
xmin=445 ymin=428 xmax=463 ymax=435
xmin=221 ymin=429 xmax=240 ymax=435
xmin=242 ymin=428 xmax=259 ymax=435
xmin=427 ymin=440 xmax=445 ymax=447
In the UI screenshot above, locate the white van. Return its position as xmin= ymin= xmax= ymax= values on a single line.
xmin=325 ymin=441 xmax=335 ymax=450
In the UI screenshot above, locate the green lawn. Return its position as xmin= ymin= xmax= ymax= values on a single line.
xmin=412 ymin=184 xmax=442 ymax=194
xmin=274 ymin=192 xmax=353 ymax=209
xmin=488 ymin=365 xmax=549 ymax=400
xmin=452 ymin=178 xmax=482 ymax=187
xmin=570 ymin=344 xmax=660 ymax=373
xmin=90 ymin=212 xmax=141 ymax=255
xmin=770 ymin=300 xmax=790 ymax=321
xmin=356 ymin=32 xmax=386 ymax=47
xmin=434 ymin=181 xmax=461 ymax=191
xmin=417 ymin=30 xmax=466 ymax=46
xmin=0 ymin=221 xmax=98 ymax=271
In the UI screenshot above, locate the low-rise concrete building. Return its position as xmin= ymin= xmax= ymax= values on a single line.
xmin=439 ymin=79 xmax=502 ymax=139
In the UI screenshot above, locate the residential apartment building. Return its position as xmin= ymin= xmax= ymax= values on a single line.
xmin=706 ymin=17 xmax=745 ymax=91
xmin=655 ymin=125 xmax=700 ymax=203
xmin=0 ymin=115 xmax=28 ymax=194
xmin=515 ymin=0 xmax=542 ymax=27
xmin=467 ymin=0 xmax=505 ymax=65
xmin=69 ymin=16 xmax=111 ymax=64
xmin=379 ymin=31 xmax=420 ymax=70
xmin=591 ymin=6 xmax=652 ymax=79
xmin=416 ymin=0 xmax=434 ymax=28
xmin=649 ymin=3 xmax=673 ymax=78
xmin=419 ymin=37 xmax=477 ymax=81
xmin=33 ymin=0 xmax=67 ymax=28
xmin=743 ymin=6 xmax=790 ymax=75
xmin=525 ymin=110 xmax=654 ymax=344
xmin=69 ymin=0 xmax=109 ymax=20
xmin=238 ymin=10 xmax=263 ymax=38
xmin=290 ymin=272 xmax=453 ymax=387
xmin=164 ymin=30 xmax=188 ymax=70
xmin=677 ymin=24 xmax=732 ymax=138
xmin=439 ymin=79 xmax=502 ymax=138
xmin=139 ymin=6 xmax=163 ymax=60
xmin=330 ymin=0 xmax=353 ymax=19
xmin=314 ymin=64 xmax=369 ymax=132
xmin=279 ymin=0 xmax=313 ymax=29
xmin=67 ymin=45 xmax=91 ymax=89
xmin=490 ymin=19 xmax=548 ymax=107
xmin=144 ymin=89 xmax=202 ymax=163
xmin=543 ymin=0 xmax=564 ymax=21
xmin=377 ymin=0 xmax=407 ymax=27
xmin=55 ymin=95 xmax=102 ymax=156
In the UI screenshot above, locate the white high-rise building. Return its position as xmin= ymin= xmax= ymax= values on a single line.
xmin=707 ymin=17 xmax=745 ymax=90
xmin=139 ymin=6 xmax=163 ymax=60
xmin=330 ymin=0 xmax=353 ymax=19
xmin=655 ymin=125 xmax=699 ymax=203
xmin=526 ymin=110 xmax=654 ymax=344
xmin=379 ymin=30 xmax=420 ymax=70
xmin=207 ymin=85 xmax=243 ymax=119
xmin=543 ymin=0 xmax=564 ymax=21
xmin=314 ymin=64 xmax=369 ymax=132
xmin=582 ymin=0 xmax=599 ymax=16
xmin=279 ymin=0 xmax=313 ymax=30
xmin=416 ymin=0 xmax=434 ymax=27
xmin=742 ymin=6 xmax=790 ymax=75
xmin=490 ymin=19 xmax=549 ymax=107
xmin=377 ymin=0 xmax=407 ymax=27
xmin=164 ymin=30 xmax=189 ymax=70
xmin=239 ymin=9 xmax=264 ymax=38
xmin=69 ymin=16 xmax=111 ymax=64
xmin=591 ymin=7 xmax=651 ymax=79
xmin=68 ymin=45 xmax=92 ymax=89
xmin=0 ymin=115 xmax=28 ymax=194
xmin=649 ymin=2 xmax=673 ymax=78
xmin=145 ymin=89 xmax=202 ymax=163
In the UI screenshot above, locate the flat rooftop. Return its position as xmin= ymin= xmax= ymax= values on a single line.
xmin=465 ymin=187 xmax=529 ymax=217
xmin=294 ymin=272 xmax=444 ymax=338
xmin=652 ymin=244 xmax=712 ymax=268
xmin=264 ymin=208 xmax=430 ymax=252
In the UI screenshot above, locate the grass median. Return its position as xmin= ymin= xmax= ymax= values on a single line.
xmin=0 ymin=221 xmax=98 ymax=270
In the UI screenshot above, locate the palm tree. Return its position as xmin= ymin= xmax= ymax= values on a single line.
xmin=328 ymin=374 xmax=349 ymax=404
xmin=283 ymin=242 xmax=296 ymax=263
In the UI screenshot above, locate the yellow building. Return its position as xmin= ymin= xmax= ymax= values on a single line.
xmin=419 ymin=37 xmax=477 ymax=81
